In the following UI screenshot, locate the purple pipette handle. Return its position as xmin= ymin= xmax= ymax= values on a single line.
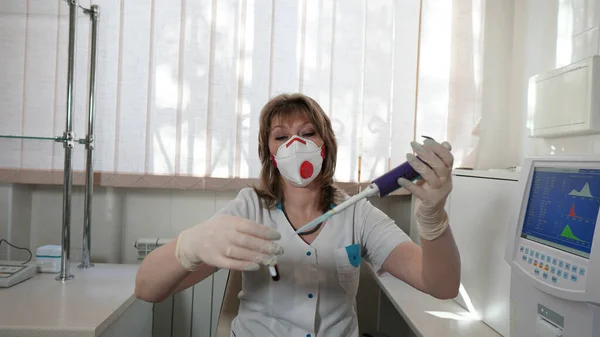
xmin=372 ymin=137 xmax=450 ymax=197
xmin=372 ymin=159 xmax=431 ymax=197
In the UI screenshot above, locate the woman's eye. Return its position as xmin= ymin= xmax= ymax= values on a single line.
xmin=301 ymin=132 xmax=315 ymax=138
xmin=275 ymin=136 xmax=287 ymax=141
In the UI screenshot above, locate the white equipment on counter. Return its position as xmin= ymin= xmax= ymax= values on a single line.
xmin=133 ymin=238 xmax=172 ymax=260
xmin=36 ymin=245 xmax=62 ymax=273
xmin=505 ymin=156 xmax=600 ymax=336
xmin=0 ymin=262 xmax=36 ymax=288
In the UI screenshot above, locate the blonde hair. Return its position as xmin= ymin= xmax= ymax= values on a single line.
xmin=253 ymin=93 xmax=343 ymax=211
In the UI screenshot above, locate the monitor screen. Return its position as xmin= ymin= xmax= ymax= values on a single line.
xmin=521 ymin=167 xmax=600 ymax=259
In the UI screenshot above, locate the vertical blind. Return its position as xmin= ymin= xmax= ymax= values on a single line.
xmin=0 ymin=0 xmax=482 ymax=183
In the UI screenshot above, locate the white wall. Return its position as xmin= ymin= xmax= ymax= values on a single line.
xmin=0 ymin=184 xmax=32 ymax=261
xmin=23 ymin=186 xmax=238 ymax=264
xmin=473 ymin=0 xmax=600 ymax=170
xmin=513 ymin=0 xmax=600 ymax=160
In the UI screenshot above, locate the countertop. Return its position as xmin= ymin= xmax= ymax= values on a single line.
xmin=0 ymin=263 xmax=140 ymax=337
xmin=367 ymin=263 xmax=503 ymax=337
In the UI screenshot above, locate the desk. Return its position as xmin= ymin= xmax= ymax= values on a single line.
xmin=367 ymin=263 xmax=503 ymax=337
xmin=0 ymin=263 xmax=152 ymax=337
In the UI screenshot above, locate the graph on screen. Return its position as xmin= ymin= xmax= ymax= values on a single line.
xmin=560 ymin=225 xmax=582 ymax=241
xmin=521 ymin=168 xmax=600 ymax=258
xmin=568 ymin=183 xmax=594 ymax=198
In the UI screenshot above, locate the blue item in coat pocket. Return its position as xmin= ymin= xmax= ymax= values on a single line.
xmin=345 ymin=244 xmax=361 ymax=267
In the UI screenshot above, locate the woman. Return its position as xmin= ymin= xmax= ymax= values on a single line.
xmin=135 ymin=93 xmax=461 ymax=337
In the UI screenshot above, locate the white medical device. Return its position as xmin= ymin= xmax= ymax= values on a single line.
xmin=505 ymin=157 xmax=600 ymax=337
xmin=0 ymin=261 xmax=36 ymax=288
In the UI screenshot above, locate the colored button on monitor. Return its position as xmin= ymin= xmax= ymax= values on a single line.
xmin=579 ymin=268 xmax=585 ymax=276
xmin=559 ymin=261 xmax=564 ymax=268
xmin=552 ymin=276 xmax=557 ymax=283
xmin=571 ymin=274 xmax=578 ymax=282
xmin=534 ymin=269 xmax=540 ymax=276
xmin=551 ymin=267 xmax=556 ymax=274
xmin=552 ymin=258 xmax=557 ymax=265
xmin=525 ymin=248 xmax=530 ymax=254
xmin=572 ymin=265 xmax=578 ymax=273
xmin=543 ymin=272 xmax=548 ymax=279
xmin=563 ymin=272 xmax=569 ymax=279
xmin=557 ymin=270 xmax=562 ymax=277
xmin=565 ymin=263 xmax=571 ymax=270
xmin=536 ymin=252 xmax=540 ymax=258
xmin=520 ymin=246 xmax=524 ymax=252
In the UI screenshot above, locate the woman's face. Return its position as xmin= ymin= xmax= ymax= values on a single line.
xmin=268 ymin=116 xmax=324 ymax=158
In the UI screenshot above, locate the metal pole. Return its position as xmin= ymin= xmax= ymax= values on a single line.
xmin=58 ymin=0 xmax=78 ymax=282
xmin=79 ymin=5 xmax=99 ymax=269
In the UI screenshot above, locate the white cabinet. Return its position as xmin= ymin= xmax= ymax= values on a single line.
xmin=447 ymin=170 xmax=519 ymax=337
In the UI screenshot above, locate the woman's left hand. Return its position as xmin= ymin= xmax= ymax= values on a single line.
xmin=397 ymin=139 xmax=454 ymax=239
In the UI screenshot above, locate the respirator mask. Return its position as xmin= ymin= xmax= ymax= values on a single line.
xmin=272 ymin=136 xmax=324 ymax=187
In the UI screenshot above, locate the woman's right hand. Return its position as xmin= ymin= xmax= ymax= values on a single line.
xmin=174 ymin=214 xmax=284 ymax=271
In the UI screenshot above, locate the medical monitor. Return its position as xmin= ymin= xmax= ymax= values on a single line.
xmin=506 ymin=157 xmax=600 ymax=303
xmin=506 ymin=157 xmax=600 ymax=336
xmin=520 ymin=167 xmax=599 ymax=259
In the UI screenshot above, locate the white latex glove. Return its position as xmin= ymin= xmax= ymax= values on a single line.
xmin=175 ymin=214 xmax=284 ymax=271
xmin=397 ymin=139 xmax=454 ymax=241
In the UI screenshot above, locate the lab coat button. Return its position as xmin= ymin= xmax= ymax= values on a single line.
xmin=307 ymin=334 xmax=311 ymax=337
xmin=306 ymin=251 xmax=311 ymax=256
xmin=308 ymin=293 xmax=313 ymax=299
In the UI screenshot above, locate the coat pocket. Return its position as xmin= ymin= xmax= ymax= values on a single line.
xmin=334 ymin=245 xmax=361 ymax=295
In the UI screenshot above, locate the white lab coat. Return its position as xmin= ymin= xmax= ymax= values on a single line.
xmin=217 ymin=188 xmax=410 ymax=337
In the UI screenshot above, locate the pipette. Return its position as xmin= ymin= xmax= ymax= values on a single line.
xmin=295 ymin=137 xmax=451 ymax=235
